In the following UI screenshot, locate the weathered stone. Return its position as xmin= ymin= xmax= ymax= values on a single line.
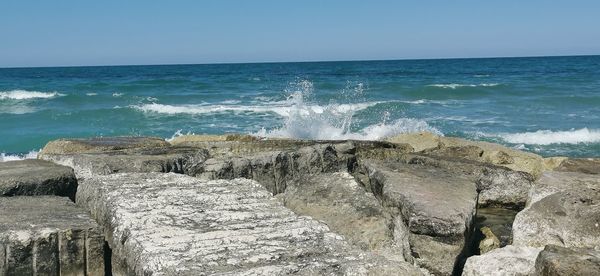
xmin=526 ymin=171 xmax=600 ymax=206
xmin=478 ymin=227 xmax=500 ymax=254
xmin=555 ymin=158 xmax=600 ymax=175
xmin=40 ymin=146 xmax=210 ymax=178
xmin=405 ymin=154 xmax=533 ymax=208
xmin=0 ymin=196 xmax=104 ymax=275
xmin=513 ymin=186 xmax=600 ymax=248
xmin=462 ymin=245 xmax=541 ymax=276
xmin=40 ymin=136 xmax=170 ymax=155
xmin=473 ymin=208 xmax=518 ymax=248
xmin=535 ymin=245 xmax=600 ymax=276
xmin=357 ymin=160 xmax=478 ymax=275
xmin=77 ymin=173 xmax=424 ymax=275
xmin=0 ymin=159 xmax=77 ymax=200
xmin=277 ymin=172 xmax=395 ymax=252
xmin=387 ymin=132 xmax=546 ymax=179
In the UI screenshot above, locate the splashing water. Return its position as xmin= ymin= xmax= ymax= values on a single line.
xmin=254 ymin=79 xmax=440 ymax=140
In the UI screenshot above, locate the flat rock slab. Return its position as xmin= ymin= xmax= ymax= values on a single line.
xmin=0 ymin=196 xmax=104 ymax=275
xmin=535 ymin=245 xmax=600 ymax=276
xmin=527 ymin=171 xmax=600 ymax=206
xmin=0 ymin=159 xmax=77 ymax=199
xmin=40 ymin=147 xmax=209 ymax=178
xmin=358 ymin=160 xmax=478 ymax=275
xmin=40 ymin=136 xmax=170 ymax=155
xmin=555 ymin=158 xmax=600 ymax=175
xmin=462 ymin=245 xmax=541 ymax=276
xmin=77 ymin=173 xmax=424 ymax=276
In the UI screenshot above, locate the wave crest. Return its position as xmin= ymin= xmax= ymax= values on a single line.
xmin=0 ymin=90 xmax=64 ymax=100
xmin=500 ymin=128 xmax=600 ymax=145
xmin=0 ymin=150 xmax=39 ymax=162
xmin=427 ymin=83 xmax=501 ymax=89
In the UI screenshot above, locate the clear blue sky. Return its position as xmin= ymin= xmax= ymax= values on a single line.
xmin=1 ymin=1 xmax=599 ymax=67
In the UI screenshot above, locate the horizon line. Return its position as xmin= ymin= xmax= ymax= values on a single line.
xmin=1 ymin=53 xmax=598 ymax=70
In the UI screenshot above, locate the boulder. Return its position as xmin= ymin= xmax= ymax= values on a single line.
xmin=0 ymin=159 xmax=77 ymax=200
xmin=0 ymin=196 xmax=104 ymax=275
xmin=77 ymin=173 xmax=424 ymax=275
xmin=40 ymin=136 xmax=169 ymax=155
xmin=277 ymin=172 xmax=396 ymax=253
xmin=535 ymin=245 xmax=600 ymax=276
xmin=462 ymin=245 xmax=541 ymax=276
xmin=357 ymin=160 xmax=478 ymax=275
xmin=526 ymin=171 xmax=600 ymax=206
xmin=513 ymin=186 xmax=600 ymax=248
xmin=555 ymin=158 xmax=600 ymax=175
xmin=40 ymin=144 xmax=210 ymax=178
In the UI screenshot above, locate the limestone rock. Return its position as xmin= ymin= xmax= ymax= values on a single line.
xmin=357 ymin=160 xmax=478 ymax=275
xmin=513 ymin=186 xmax=600 ymax=248
xmin=526 ymin=171 xmax=600 ymax=206
xmin=385 ymin=132 xmax=442 ymax=152
xmin=535 ymin=245 xmax=600 ymax=276
xmin=462 ymin=245 xmax=541 ymax=276
xmin=479 ymin=227 xmax=500 ymax=254
xmin=77 ymin=173 xmax=424 ymax=275
xmin=0 ymin=196 xmax=104 ymax=275
xmin=277 ymin=172 xmax=395 ymax=252
xmin=40 ymin=146 xmax=210 ymax=178
xmin=40 ymin=136 xmax=169 ymax=155
xmin=555 ymin=158 xmax=600 ymax=175
xmin=0 ymin=159 xmax=77 ymax=199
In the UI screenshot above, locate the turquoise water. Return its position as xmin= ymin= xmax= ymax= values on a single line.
xmin=1 ymin=56 xmax=600 ymax=159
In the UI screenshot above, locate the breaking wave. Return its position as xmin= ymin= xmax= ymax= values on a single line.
xmin=427 ymin=83 xmax=501 ymax=89
xmin=0 ymin=150 xmax=39 ymax=162
xmin=500 ymin=128 xmax=600 ymax=145
xmin=0 ymin=90 xmax=65 ymax=100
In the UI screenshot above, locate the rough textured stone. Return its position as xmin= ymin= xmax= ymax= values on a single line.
xmin=478 ymin=227 xmax=500 ymax=254
xmin=513 ymin=186 xmax=600 ymax=248
xmin=40 ymin=146 xmax=210 ymax=178
xmin=77 ymin=173 xmax=424 ymax=276
xmin=356 ymin=160 xmax=478 ymax=275
xmin=555 ymin=158 xmax=600 ymax=175
xmin=462 ymin=245 xmax=541 ymax=276
xmin=535 ymin=245 xmax=600 ymax=276
xmin=277 ymin=172 xmax=396 ymax=253
xmin=0 ymin=159 xmax=77 ymax=199
xmin=0 ymin=196 xmax=104 ymax=275
xmin=40 ymin=136 xmax=170 ymax=155
xmin=526 ymin=171 xmax=600 ymax=206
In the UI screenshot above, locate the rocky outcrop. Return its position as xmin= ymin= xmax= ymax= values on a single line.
xmin=462 ymin=246 xmax=542 ymax=276
xmin=0 ymin=196 xmax=104 ymax=275
xmin=41 ymin=136 xmax=170 ymax=154
xmin=356 ymin=159 xmax=478 ymax=275
xmin=513 ymin=172 xmax=600 ymax=249
xmin=554 ymin=158 xmax=600 ymax=175
xmin=386 ymin=132 xmax=547 ymax=179
xmin=76 ymin=173 xmax=424 ymax=275
xmin=0 ymin=159 xmax=77 ymax=200
xmin=535 ymin=245 xmax=600 ymax=276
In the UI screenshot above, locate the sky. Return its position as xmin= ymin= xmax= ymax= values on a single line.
xmin=1 ymin=1 xmax=599 ymax=67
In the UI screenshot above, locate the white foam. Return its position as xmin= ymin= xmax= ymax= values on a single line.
xmin=500 ymin=128 xmax=600 ymax=145
xmin=0 ymin=90 xmax=64 ymax=100
xmin=112 ymin=92 xmax=124 ymax=97
xmin=0 ymin=150 xmax=39 ymax=162
xmin=86 ymin=92 xmax=98 ymax=96
xmin=427 ymin=83 xmax=501 ymax=89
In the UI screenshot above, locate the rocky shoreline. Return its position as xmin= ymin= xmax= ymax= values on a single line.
xmin=1 ymin=132 xmax=599 ymax=275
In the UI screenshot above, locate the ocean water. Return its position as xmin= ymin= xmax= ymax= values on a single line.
xmin=1 ymin=56 xmax=600 ymax=160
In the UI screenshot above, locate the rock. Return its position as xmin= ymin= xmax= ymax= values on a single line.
xmin=40 ymin=145 xmax=210 ymax=178
xmin=0 ymin=159 xmax=77 ymax=200
xmin=77 ymin=173 xmax=424 ymax=275
xmin=405 ymin=154 xmax=533 ymax=208
xmin=40 ymin=136 xmax=170 ymax=155
xmin=479 ymin=227 xmax=500 ymax=254
xmin=542 ymin=157 xmax=568 ymax=171
xmin=473 ymin=208 xmax=518 ymax=248
xmin=386 ymin=132 xmax=546 ymax=179
xmin=462 ymin=245 xmax=542 ymax=276
xmin=535 ymin=245 xmax=600 ymax=276
xmin=526 ymin=171 xmax=600 ymax=206
xmin=513 ymin=186 xmax=600 ymax=248
xmin=0 ymin=196 xmax=104 ymax=275
xmin=277 ymin=172 xmax=396 ymax=253
xmin=168 ymin=134 xmax=259 ymax=144
xmin=358 ymin=160 xmax=478 ymax=275
xmin=555 ymin=158 xmax=600 ymax=175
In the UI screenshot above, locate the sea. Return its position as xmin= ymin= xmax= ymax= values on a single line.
xmin=1 ymin=55 xmax=599 ymax=161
